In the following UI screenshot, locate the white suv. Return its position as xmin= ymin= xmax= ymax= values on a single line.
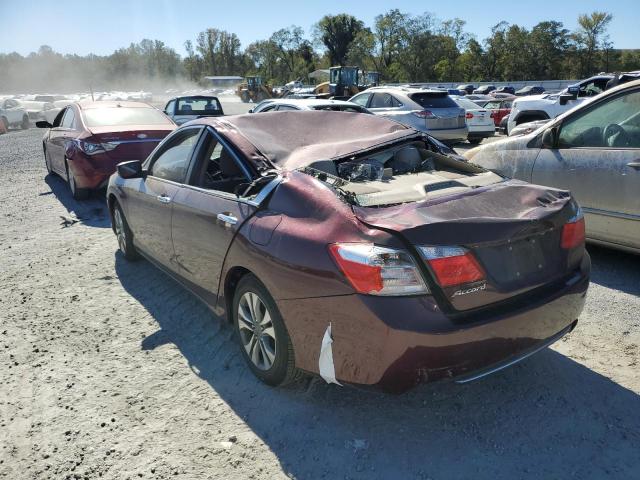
xmin=0 ymin=98 xmax=30 ymax=130
xmin=507 ymin=75 xmax=613 ymax=134
xmin=350 ymin=87 xmax=468 ymax=144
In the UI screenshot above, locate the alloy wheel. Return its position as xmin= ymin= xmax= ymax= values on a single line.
xmin=237 ymin=292 xmax=277 ymax=371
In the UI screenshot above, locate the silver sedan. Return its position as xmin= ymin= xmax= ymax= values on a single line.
xmin=465 ymin=80 xmax=640 ymax=254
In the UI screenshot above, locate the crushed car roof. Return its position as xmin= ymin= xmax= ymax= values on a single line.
xmin=199 ymin=111 xmax=421 ymax=170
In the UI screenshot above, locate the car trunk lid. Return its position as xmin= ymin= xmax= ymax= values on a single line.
xmin=352 ymin=181 xmax=582 ymax=311
xmin=87 ymin=125 xmax=174 ymax=162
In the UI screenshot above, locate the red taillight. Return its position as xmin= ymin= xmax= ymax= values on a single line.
xmin=465 ymin=112 xmax=474 ymax=119
xmin=561 ymin=215 xmax=585 ymax=249
xmin=418 ymin=246 xmax=486 ymax=287
xmin=328 ymin=244 xmax=428 ymax=296
xmin=413 ymin=110 xmax=436 ymax=119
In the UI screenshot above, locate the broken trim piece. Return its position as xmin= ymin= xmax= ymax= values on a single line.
xmin=319 ymin=324 xmax=342 ymax=386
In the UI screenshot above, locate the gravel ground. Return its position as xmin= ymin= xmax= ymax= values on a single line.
xmin=1 ymin=119 xmax=638 ymax=480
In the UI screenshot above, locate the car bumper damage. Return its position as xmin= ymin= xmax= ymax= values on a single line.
xmin=277 ymin=254 xmax=589 ymax=393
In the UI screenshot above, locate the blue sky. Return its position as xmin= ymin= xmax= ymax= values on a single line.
xmin=1 ymin=0 xmax=638 ymax=56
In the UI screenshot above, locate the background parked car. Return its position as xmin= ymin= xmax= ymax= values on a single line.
xmin=492 ymin=86 xmax=515 ymax=95
xmin=515 ymin=85 xmax=546 ymax=96
xmin=250 ymin=98 xmax=371 ymax=114
xmin=42 ymin=99 xmax=73 ymax=124
xmin=451 ymin=96 xmax=494 ymax=144
xmin=473 ymin=85 xmax=496 ymax=95
xmin=107 ymin=111 xmax=589 ymax=392
xmin=350 ymin=86 xmax=468 ymax=144
xmin=163 ymin=95 xmax=225 ymax=125
xmin=0 ymin=98 xmax=30 ymax=130
xmin=507 ymin=75 xmax=613 ymax=134
xmin=38 ymin=101 xmax=175 ymax=199
xmin=465 ymin=94 xmax=494 ymax=106
xmin=482 ymin=98 xmax=513 ymax=127
xmin=457 ymin=84 xmax=475 ymax=95
xmin=466 ymin=79 xmax=640 ymax=254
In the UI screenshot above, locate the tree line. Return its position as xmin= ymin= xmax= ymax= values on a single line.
xmin=1 ymin=10 xmax=639 ymax=93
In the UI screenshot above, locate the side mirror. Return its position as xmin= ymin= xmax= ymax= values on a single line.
xmin=541 ymin=127 xmax=556 ymax=148
xmin=559 ymin=94 xmax=574 ymax=106
xmin=248 ymin=108 xmax=254 ymax=113
xmin=36 ymin=120 xmax=52 ymax=129
xmin=117 ymin=160 xmax=144 ymax=179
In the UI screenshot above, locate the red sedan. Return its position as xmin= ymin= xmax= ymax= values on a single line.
xmin=38 ymin=101 xmax=175 ymax=199
xmin=482 ymin=98 xmax=513 ymax=127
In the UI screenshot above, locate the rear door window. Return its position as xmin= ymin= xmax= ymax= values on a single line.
xmin=409 ymin=92 xmax=458 ymax=109
xmin=369 ymin=93 xmax=394 ymax=108
xmin=276 ymin=105 xmax=299 ymax=111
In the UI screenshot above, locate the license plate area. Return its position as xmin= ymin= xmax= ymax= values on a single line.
xmin=473 ymin=229 xmax=564 ymax=289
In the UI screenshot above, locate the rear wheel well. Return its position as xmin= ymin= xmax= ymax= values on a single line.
xmin=515 ymin=112 xmax=549 ymax=125
xmin=224 ymin=267 xmax=253 ymax=322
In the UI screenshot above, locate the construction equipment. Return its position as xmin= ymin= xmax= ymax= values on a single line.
xmin=236 ymin=76 xmax=275 ymax=103
xmin=313 ymin=67 xmax=380 ymax=99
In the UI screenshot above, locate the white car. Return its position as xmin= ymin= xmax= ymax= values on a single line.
xmin=507 ymin=75 xmax=613 ymax=134
xmin=466 ymin=79 xmax=640 ymax=254
xmin=349 ymin=86 xmax=468 ymax=144
xmin=451 ymin=96 xmax=494 ymax=144
xmin=0 ymin=98 xmax=30 ymax=130
xmin=43 ymin=100 xmax=73 ymax=124
xmin=250 ymin=98 xmax=371 ymax=114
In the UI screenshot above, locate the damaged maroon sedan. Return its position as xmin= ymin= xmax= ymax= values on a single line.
xmin=107 ymin=111 xmax=589 ymax=392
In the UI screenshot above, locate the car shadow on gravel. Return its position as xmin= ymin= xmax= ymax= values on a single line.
xmin=45 ymin=174 xmax=110 ymax=228
xmin=115 ymin=253 xmax=640 ymax=480
xmin=587 ymin=244 xmax=640 ymax=296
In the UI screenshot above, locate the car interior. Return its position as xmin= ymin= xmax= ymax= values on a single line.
xmin=193 ymin=135 xmax=250 ymax=194
xmin=303 ymin=140 xmax=502 ymax=207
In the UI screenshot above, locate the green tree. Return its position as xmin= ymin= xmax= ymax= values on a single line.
xmin=573 ymin=11 xmax=613 ymax=75
xmin=315 ymin=14 xmax=366 ymax=65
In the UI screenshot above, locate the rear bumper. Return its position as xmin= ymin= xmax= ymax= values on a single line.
xmin=426 ymin=127 xmax=468 ymax=142
xmin=277 ymin=254 xmax=589 ymax=392
xmin=467 ymin=129 xmax=495 ymax=139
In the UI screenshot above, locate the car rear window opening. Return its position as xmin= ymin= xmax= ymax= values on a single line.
xmin=83 ymin=107 xmax=173 ymax=127
xmin=409 ymin=92 xmax=458 ymax=109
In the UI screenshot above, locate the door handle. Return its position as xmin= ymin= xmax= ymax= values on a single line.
xmin=626 ymin=161 xmax=640 ymax=170
xmin=217 ymin=213 xmax=238 ymax=225
xmin=156 ymin=194 xmax=172 ymax=204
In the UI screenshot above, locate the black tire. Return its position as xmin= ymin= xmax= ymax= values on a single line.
xmin=65 ymin=160 xmax=90 ymax=200
xmin=468 ymin=137 xmax=483 ymax=145
xmin=43 ymin=146 xmax=52 ymax=174
xmin=233 ymin=274 xmax=301 ymax=386
xmin=21 ymin=115 xmax=29 ymax=130
xmin=240 ymin=91 xmax=249 ymax=103
xmin=112 ymin=201 xmax=140 ymax=261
